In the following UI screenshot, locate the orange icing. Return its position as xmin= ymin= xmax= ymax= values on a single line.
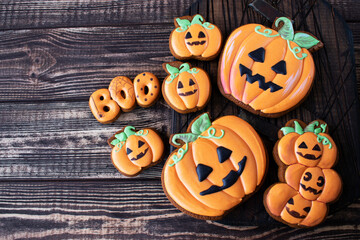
xmin=109 ymin=76 xmax=136 ymax=111
xmin=89 ymin=88 xmax=120 ymax=124
xmin=133 ymin=72 xmax=160 ymax=107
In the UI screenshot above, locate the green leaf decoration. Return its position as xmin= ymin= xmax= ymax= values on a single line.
xmin=166 ymin=64 xmax=180 ymax=75
xmin=179 ymin=63 xmax=190 ymax=73
xmin=281 ymin=127 xmax=295 ymax=135
xmin=190 ymin=14 xmax=204 ymax=25
xmin=304 ymin=121 xmax=319 ymax=133
xmin=124 ymin=126 xmax=136 ymax=138
xmin=293 ymin=32 xmax=320 ymax=49
xmin=294 ymin=121 xmax=304 ymax=135
xmin=275 ymin=17 xmax=294 ymax=41
xmin=172 ymin=133 xmax=198 ymax=146
xmin=314 ymin=128 xmax=322 ymax=135
xmin=175 ymin=18 xmax=191 ymax=32
xmin=115 ymin=132 xmax=127 ymax=142
xmin=320 ymin=123 xmax=327 ymax=133
xmin=111 ymin=139 xmax=121 ymax=146
xmin=191 ymin=113 xmax=212 ymax=135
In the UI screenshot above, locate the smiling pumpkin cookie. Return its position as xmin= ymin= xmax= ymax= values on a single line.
xmin=108 ymin=126 xmax=164 ymax=177
xmin=264 ymin=119 xmax=342 ymax=228
xmin=162 ymin=113 xmax=267 ymax=220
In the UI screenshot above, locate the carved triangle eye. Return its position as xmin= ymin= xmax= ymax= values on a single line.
xmin=287 ymin=198 xmax=294 ymax=205
xmin=298 ymin=142 xmax=308 ymax=149
xmin=198 ymin=31 xmax=206 ymax=38
xmin=303 ymin=207 xmax=311 ymax=213
xmin=185 ymin=32 xmax=192 ymax=39
xmin=178 ymin=81 xmax=184 ymax=89
xmin=126 ymin=148 xmax=132 ymax=155
xmin=138 ymin=140 xmax=145 ymax=148
xmin=271 ymin=60 xmax=287 ymax=75
xmin=189 ymin=78 xmax=195 ymax=86
xmin=217 ymin=146 xmax=232 ymax=163
xmin=248 ymin=47 xmax=265 ymax=63
xmin=196 ymin=164 xmax=213 ymax=182
xmin=312 ymin=144 xmax=321 ymax=151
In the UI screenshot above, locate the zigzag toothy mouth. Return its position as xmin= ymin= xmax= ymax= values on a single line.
xmin=296 ymin=152 xmax=322 ymax=160
xmin=300 ymin=183 xmax=323 ymax=195
xmin=130 ymin=148 xmax=149 ymax=161
xmin=186 ymin=41 xmax=206 ymax=46
xmin=179 ymin=89 xmax=197 ymax=96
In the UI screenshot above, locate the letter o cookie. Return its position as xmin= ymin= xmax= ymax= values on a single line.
xmin=89 ymin=89 xmax=121 ymax=124
xmin=109 ymin=76 xmax=136 ymax=112
xmin=134 ymin=72 xmax=160 ymax=107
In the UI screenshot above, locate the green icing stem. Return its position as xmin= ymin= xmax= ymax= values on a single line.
xmin=165 ymin=63 xmax=200 ymax=84
xmin=114 ymin=141 xmax=126 ymax=152
xmin=287 ymin=39 xmax=307 ymax=60
xmin=175 ymin=14 xmax=214 ymax=33
xmin=135 ymin=129 xmax=148 ymax=136
xmin=254 ymin=26 xmax=280 ymax=38
xmin=169 ymin=142 xmax=189 ymax=167
xmin=198 ymin=127 xmax=224 ymax=140
xmin=317 ymin=135 xmax=332 ymax=149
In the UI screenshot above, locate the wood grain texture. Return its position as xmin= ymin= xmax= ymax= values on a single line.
xmin=0 ymin=180 xmax=358 ymax=239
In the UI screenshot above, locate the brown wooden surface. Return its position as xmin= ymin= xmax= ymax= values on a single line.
xmin=0 ymin=0 xmax=359 ymax=239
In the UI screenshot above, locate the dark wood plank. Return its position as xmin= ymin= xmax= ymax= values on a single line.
xmin=328 ymin=0 xmax=360 ymax=22
xmin=0 ymin=101 xmax=171 ymax=179
xmin=0 ymin=180 xmax=359 ymax=239
xmin=0 ymin=0 xmax=196 ymax=30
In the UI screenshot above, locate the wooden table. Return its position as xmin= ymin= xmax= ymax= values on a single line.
xmin=0 ymin=0 xmax=359 ymax=239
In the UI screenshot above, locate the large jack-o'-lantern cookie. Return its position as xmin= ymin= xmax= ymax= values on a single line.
xmin=218 ymin=17 xmax=323 ymax=117
xmin=169 ymin=14 xmax=222 ymax=61
xmin=108 ymin=126 xmax=164 ymax=177
xmin=162 ymin=61 xmax=211 ymax=114
xmin=162 ymin=113 xmax=267 ymax=220
xmin=264 ymin=120 xmax=342 ymax=228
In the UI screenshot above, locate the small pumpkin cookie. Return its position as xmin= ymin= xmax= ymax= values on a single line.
xmin=162 ymin=113 xmax=267 ymax=220
xmin=170 ymin=14 xmax=222 ymax=61
xmin=109 ymin=76 xmax=136 ymax=112
xmin=108 ymin=126 xmax=165 ymax=177
xmin=162 ymin=61 xmax=211 ymax=114
xmin=264 ymin=120 xmax=342 ymax=228
xmin=89 ymin=89 xmax=121 ymax=124
xmin=134 ymin=72 xmax=160 ymax=107
xmin=218 ymin=17 xmax=323 ymax=117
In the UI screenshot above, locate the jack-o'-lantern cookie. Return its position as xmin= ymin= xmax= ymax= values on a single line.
xmin=162 ymin=61 xmax=211 ymax=114
xmin=264 ymin=120 xmax=342 ymax=228
xmin=109 ymin=76 xmax=136 ymax=112
xmin=134 ymin=72 xmax=160 ymax=107
xmin=218 ymin=17 xmax=323 ymax=117
xmin=89 ymin=89 xmax=121 ymax=124
xmin=170 ymin=14 xmax=222 ymax=61
xmin=162 ymin=113 xmax=267 ymax=220
xmin=108 ymin=126 xmax=164 ymax=177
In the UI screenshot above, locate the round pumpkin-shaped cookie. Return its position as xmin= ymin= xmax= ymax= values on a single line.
xmin=170 ymin=14 xmax=222 ymax=61
xmin=264 ymin=120 xmax=342 ymax=228
xmin=162 ymin=61 xmax=211 ymax=114
xmin=133 ymin=72 xmax=160 ymax=107
xmin=109 ymin=76 xmax=136 ymax=112
xmin=108 ymin=126 xmax=164 ymax=177
xmin=162 ymin=113 xmax=267 ymax=220
xmin=89 ymin=88 xmax=121 ymax=124
xmin=218 ymin=17 xmax=323 ymax=117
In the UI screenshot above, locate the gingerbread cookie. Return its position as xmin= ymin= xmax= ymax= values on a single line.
xmin=134 ymin=72 xmax=160 ymax=107
xmin=218 ymin=17 xmax=323 ymax=117
xmin=264 ymin=120 xmax=342 ymax=228
xmin=169 ymin=14 xmax=222 ymax=61
xmin=108 ymin=126 xmax=164 ymax=177
xmin=89 ymin=89 xmax=121 ymax=124
xmin=109 ymin=76 xmax=136 ymax=112
xmin=162 ymin=113 xmax=267 ymax=220
xmin=162 ymin=61 xmax=211 ymax=114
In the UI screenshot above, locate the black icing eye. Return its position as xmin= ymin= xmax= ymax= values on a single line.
xmin=217 ymin=146 xmax=232 ymax=163
xmin=138 ymin=140 xmax=145 ymax=148
xmin=287 ymin=198 xmax=294 ymax=205
xmin=178 ymin=81 xmax=184 ymax=89
xmin=185 ymin=32 xmax=192 ymax=39
xmin=317 ymin=176 xmax=325 ymax=187
xmin=126 ymin=148 xmax=132 ymax=155
xmin=189 ymin=78 xmax=195 ymax=86
xmin=271 ymin=60 xmax=287 ymax=75
xmin=198 ymin=31 xmax=206 ymax=38
xmin=303 ymin=207 xmax=311 ymax=213
xmin=196 ymin=164 xmax=213 ymax=182
xmin=248 ymin=47 xmax=265 ymax=63
xmin=303 ymin=172 xmax=312 ymax=181
xmin=312 ymin=144 xmax=321 ymax=151
xmin=298 ymin=142 xmax=308 ymax=149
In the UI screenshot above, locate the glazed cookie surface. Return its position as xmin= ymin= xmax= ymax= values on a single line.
xmin=170 ymin=14 xmax=222 ymax=61
xmin=264 ymin=120 xmax=342 ymax=228
xmin=218 ymin=17 xmax=323 ymax=117
xmin=89 ymin=88 xmax=121 ymax=124
xmin=109 ymin=76 xmax=136 ymax=112
xmin=134 ymin=72 xmax=160 ymax=107
xmin=162 ymin=113 xmax=267 ymax=220
xmin=162 ymin=61 xmax=211 ymax=114
xmin=108 ymin=126 xmax=164 ymax=177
